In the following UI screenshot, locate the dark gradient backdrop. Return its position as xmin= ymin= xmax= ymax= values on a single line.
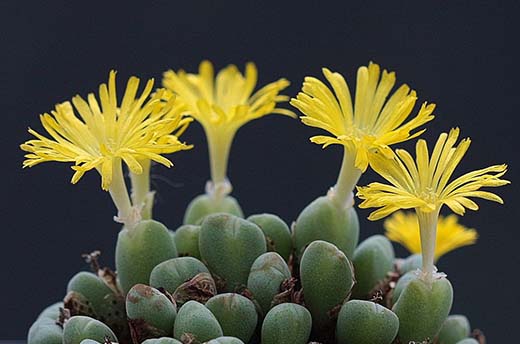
xmin=2 ymin=1 xmax=518 ymax=340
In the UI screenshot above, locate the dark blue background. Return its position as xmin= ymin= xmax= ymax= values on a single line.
xmin=1 ymin=0 xmax=518 ymax=340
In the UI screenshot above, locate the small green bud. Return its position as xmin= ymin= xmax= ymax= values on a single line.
xmin=455 ymin=339 xmax=479 ymax=344
xmin=247 ymin=214 xmax=292 ymax=261
xmin=199 ymin=214 xmax=266 ymax=291
xmin=62 ymin=315 xmax=117 ymax=344
xmin=116 ymin=220 xmax=178 ymax=294
xmin=437 ymin=315 xmax=471 ymax=344
xmin=336 ymin=300 xmax=399 ymax=344
xmin=126 ymin=284 xmax=177 ymax=341
xmin=393 ymin=276 xmax=453 ymax=343
xmin=300 ymin=240 xmax=354 ymax=330
xmin=247 ymin=252 xmax=291 ymax=315
xmin=204 ymin=337 xmax=245 ymax=344
xmin=184 ymin=194 xmax=243 ymax=225
xmin=37 ymin=302 xmax=63 ymax=321
xmin=174 ymin=300 xmax=223 ymax=342
xmin=174 ymin=224 xmax=202 ymax=259
xmin=391 ymin=271 xmax=419 ymax=305
xmin=293 ymin=196 xmax=359 ymax=259
xmin=141 ymin=338 xmax=182 ymax=344
xmin=351 ymin=235 xmax=395 ymax=298
xmin=65 ymin=271 xmax=126 ymax=335
xmin=150 ymin=257 xmax=209 ymax=294
xmin=66 ymin=272 xmax=115 ymax=308
xmin=261 ymin=303 xmax=312 ymax=344
xmin=28 ymin=322 xmax=63 ymax=344
xmin=399 ymin=254 xmax=422 ymax=274
xmin=27 ymin=303 xmax=63 ymax=344
xmin=205 ymin=293 xmax=258 ymax=342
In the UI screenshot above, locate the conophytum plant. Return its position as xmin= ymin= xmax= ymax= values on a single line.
xmin=22 ymin=62 xmax=507 ymax=344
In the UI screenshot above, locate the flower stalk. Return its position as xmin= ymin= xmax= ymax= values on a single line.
xmin=110 ymin=159 xmax=141 ymax=228
xmin=206 ymin=128 xmax=235 ymax=193
xmin=328 ymin=147 xmax=362 ymax=209
xmin=357 ymin=128 xmax=509 ymax=283
xmin=416 ymin=209 xmax=440 ymax=285
xmin=163 ymin=61 xmax=294 ymax=200
xmin=21 ymin=71 xmax=193 ymax=228
xmin=130 ymin=159 xmax=155 ymax=220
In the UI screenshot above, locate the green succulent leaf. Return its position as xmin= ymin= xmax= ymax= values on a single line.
xmin=293 ymin=196 xmax=359 ymax=259
xmin=184 ymin=194 xmax=243 ymax=225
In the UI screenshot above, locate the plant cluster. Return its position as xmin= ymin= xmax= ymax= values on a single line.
xmin=23 ymin=61 xmax=508 ymax=344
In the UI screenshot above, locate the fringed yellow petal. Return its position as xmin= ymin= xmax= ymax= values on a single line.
xmin=292 ymin=62 xmax=434 ymax=169
xmin=384 ymin=211 xmax=478 ymax=260
xmin=310 ymin=135 xmax=344 ymax=148
xmin=101 ymin=158 xmax=113 ymax=191
xmin=162 ymin=60 xmax=294 ymax=134
xmin=357 ymin=129 xmax=509 ymax=221
xmin=162 ymin=61 xmax=293 ymax=184
xmin=21 ymin=72 xmax=193 ymax=190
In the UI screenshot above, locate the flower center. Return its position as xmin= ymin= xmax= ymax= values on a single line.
xmin=419 ymin=187 xmax=438 ymax=205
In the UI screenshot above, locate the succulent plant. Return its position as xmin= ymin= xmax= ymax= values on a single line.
xmin=336 ymin=300 xmax=399 ymax=344
xmin=62 ymin=315 xmax=118 ymax=344
xmin=205 ymin=293 xmax=258 ymax=342
xmin=199 ymin=213 xmax=266 ymax=292
xmin=24 ymin=61 xmax=507 ymax=344
xmin=184 ymin=194 xmax=244 ymax=225
xmin=300 ymin=240 xmax=355 ymax=332
xmin=351 ymin=235 xmax=394 ymax=298
xmin=391 ymin=270 xmax=419 ymax=304
xmin=65 ymin=271 xmax=127 ymax=335
xmin=392 ymin=277 xmax=454 ymax=342
xmin=205 ymin=337 xmax=245 ymax=344
xmin=399 ymin=253 xmax=423 ymax=274
xmin=27 ymin=302 xmax=64 ymax=344
xmin=261 ymin=303 xmax=312 ymax=344
xmin=116 ymin=220 xmax=178 ymax=294
xmin=173 ymin=225 xmax=202 ymax=259
xmin=247 ymin=252 xmax=291 ymax=315
xmin=293 ymin=196 xmax=359 ymax=260
xmin=247 ymin=213 xmax=292 ymax=261
xmin=149 ymin=256 xmax=209 ymax=294
xmin=437 ymin=315 xmax=472 ymax=344
xmin=173 ymin=300 xmax=223 ymax=342
xmin=79 ymin=340 xmax=108 ymax=344
xmin=126 ymin=284 xmax=177 ymax=342
xmin=141 ymin=338 xmax=182 ymax=344
xmin=456 ymin=339 xmax=479 ymax=344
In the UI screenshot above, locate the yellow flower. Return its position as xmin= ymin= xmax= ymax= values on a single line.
xmin=357 ymin=128 xmax=509 ymax=220
xmin=357 ymin=128 xmax=508 ymax=282
xmin=21 ymin=71 xmax=193 ymax=227
xmin=163 ymin=61 xmax=294 ymax=191
xmin=21 ymin=71 xmax=193 ymax=191
xmin=291 ymin=62 xmax=435 ymax=173
xmin=384 ymin=211 xmax=478 ymax=260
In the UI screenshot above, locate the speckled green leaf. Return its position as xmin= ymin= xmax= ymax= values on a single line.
xmin=184 ymin=194 xmax=243 ymax=225
xmin=336 ymin=300 xmax=398 ymax=344
xmin=294 ymin=196 xmax=359 ymax=259
xmin=174 ymin=300 xmax=223 ymax=342
xmin=116 ymin=220 xmax=178 ymax=294
xmin=199 ymin=213 xmax=266 ymax=291
xmin=247 ymin=213 xmax=292 ymax=261
xmin=205 ymin=293 xmax=258 ymax=342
